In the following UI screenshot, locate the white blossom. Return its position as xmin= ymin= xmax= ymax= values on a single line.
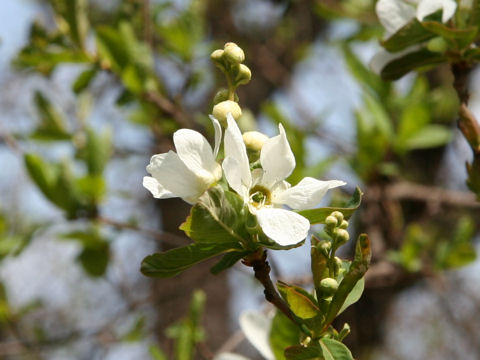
xmin=222 ymin=114 xmax=345 ymax=246
xmin=143 ymin=119 xmax=223 ymax=204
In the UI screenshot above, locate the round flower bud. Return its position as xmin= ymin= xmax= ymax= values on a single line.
xmin=336 ymin=229 xmax=350 ymax=245
xmin=243 ymin=131 xmax=268 ymax=152
xmin=234 ymin=64 xmax=251 ymax=85
xmin=223 ymin=42 xmax=245 ymax=64
xmin=330 ymin=211 xmax=344 ymax=223
xmin=317 ymin=240 xmax=331 ymax=256
xmin=319 ymin=278 xmax=338 ymax=297
xmin=339 ymin=220 xmax=349 ymax=229
xmin=212 ymin=100 xmax=242 ymax=127
xmin=325 ymin=215 xmax=338 ymax=229
xmin=210 ymin=49 xmax=224 ymax=63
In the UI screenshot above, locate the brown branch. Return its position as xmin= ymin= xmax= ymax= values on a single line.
xmin=143 ymin=91 xmax=191 ymax=129
xmin=242 ymin=250 xmax=309 ymax=335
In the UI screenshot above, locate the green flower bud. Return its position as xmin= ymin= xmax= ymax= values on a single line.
xmin=223 ymin=42 xmax=245 ymax=64
xmin=243 ymin=131 xmax=268 ymax=152
xmin=336 ymin=228 xmax=350 ymax=245
xmin=212 ymin=100 xmax=242 ymax=127
xmin=339 ymin=220 xmax=348 ymax=229
xmin=210 ymin=49 xmax=224 ymax=63
xmin=316 ymin=240 xmax=331 ymax=256
xmin=213 ymin=88 xmax=239 ymax=105
xmin=319 ymin=277 xmax=338 ymax=297
xmin=325 ymin=215 xmax=338 ymax=229
xmin=330 ymin=211 xmax=344 ymax=223
xmin=234 ymin=64 xmax=251 ymax=86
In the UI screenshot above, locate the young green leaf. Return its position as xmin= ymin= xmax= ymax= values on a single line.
xmin=320 ymin=338 xmax=353 ymax=360
xmin=381 ymin=49 xmax=446 ymax=80
xmin=141 ymin=242 xmax=242 ymax=278
xmin=381 ymin=18 xmax=435 ymax=52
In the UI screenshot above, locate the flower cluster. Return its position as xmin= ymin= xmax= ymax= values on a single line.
xmin=143 ymin=114 xmax=345 ymax=246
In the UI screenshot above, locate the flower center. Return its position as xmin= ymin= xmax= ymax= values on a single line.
xmin=249 ymin=185 xmax=271 ymax=209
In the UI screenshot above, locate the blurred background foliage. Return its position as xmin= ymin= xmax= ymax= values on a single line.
xmin=0 ymin=0 xmax=479 ymax=359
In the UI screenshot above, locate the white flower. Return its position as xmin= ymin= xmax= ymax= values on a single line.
xmin=223 ymin=114 xmax=345 ymax=246
xmin=143 ymin=118 xmax=223 ymax=204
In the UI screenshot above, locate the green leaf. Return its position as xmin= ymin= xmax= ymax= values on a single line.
xmin=50 ymin=0 xmax=89 ymax=48
xmin=123 ymin=316 xmax=146 ymax=342
xmin=73 ymin=67 xmax=97 ymax=93
xmin=31 ymin=91 xmax=70 ymax=141
xmin=180 ymin=187 xmax=249 ymax=245
xmin=270 ymin=311 xmax=302 ymax=360
xmin=320 ymin=338 xmax=353 ymax=360
xmin=382 ymin=18 xmax=436 ymax=52
xmin=277 ymin=282 xmax=319 ymax=319
xmin=96 ymin=26 xmax=130 ymax=71
xmin=469 ymin=0 xmax=480 ymax=27
xmin=141 ymin=242 xmax=242 ymax=278
xmin=338 ymin=277 xmax=364 ymax=315
xmin=341 ymin=44 xmax=390 ymax=97
xmin=297 ymin=187 xmax=363 ymax=225
xmin=149 ymin=345 xmax=167 ymax=360
xmin=421 ymin=21 xmax=478 ymax=48
xmin=77 ymin=127 xmax=112 ymax=176
xmin=24 ymin=154 xmax=83 ymax=217
xmin=77 ymin=243 xmax=109 ymax=277
xmin=403 ymin=125 xmax=452 ymax=150
xmin=210 ymin=250 xmax=250 ymax=274
xmin=166 ymin=290 xmax=206 ymax=360
xmin=381 ymin=49 xmax=447 ymax=80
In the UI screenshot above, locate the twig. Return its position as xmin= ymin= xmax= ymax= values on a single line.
xmin=143 ymin=91 xmax=191 ymax=129
xmin=242 ymin=250 xmax=310 ymax=336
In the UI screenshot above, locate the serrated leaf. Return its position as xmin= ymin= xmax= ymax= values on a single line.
xmin=141 ymin=242 xmax=242 ymax=278
xmin=320 ymin=338 xmax=353 ymax=360
xmin=382 ymin=18 xmax=435 ymax=52
xmin=296 ymin=187 xmax=363 ymax=225
xmin=381 ymin=49 xmax=446 ymax=80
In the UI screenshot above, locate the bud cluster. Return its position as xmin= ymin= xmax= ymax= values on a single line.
xmin=211 ymin=42 xmax=252 ymax=127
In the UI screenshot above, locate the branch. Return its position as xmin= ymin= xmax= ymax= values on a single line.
xmin=242 ymin=250 xmax=310 ymax=336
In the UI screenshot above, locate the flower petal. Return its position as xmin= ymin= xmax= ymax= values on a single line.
xmin=224 ymin=113 xmax=251 ymax=191
xmin=274 ymin=177 xmax=346 ymax=210
xmin=416 ymin=0 xmax=457 ymax=22
xmin=173 ymin=128 xmax=220 ymax=182
xmin=146 ymin=151 xmax=202 ymax=203
xmin=256 ymin=208 xmax=309 ymax=246
xmin=239 ymin=310 xmax=275 ymax=360
xmin=222 ymin=156 xmax=248 ymax=200
xmin=260 ymin=124 xmax=295 ymax=187
xmin=376 ymin=0 xmax=416 ymax=37
xmin=142 ymin=176 xmax=175 ymax=199
xmin=210 ymin=115 xmax=222 ymax=158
